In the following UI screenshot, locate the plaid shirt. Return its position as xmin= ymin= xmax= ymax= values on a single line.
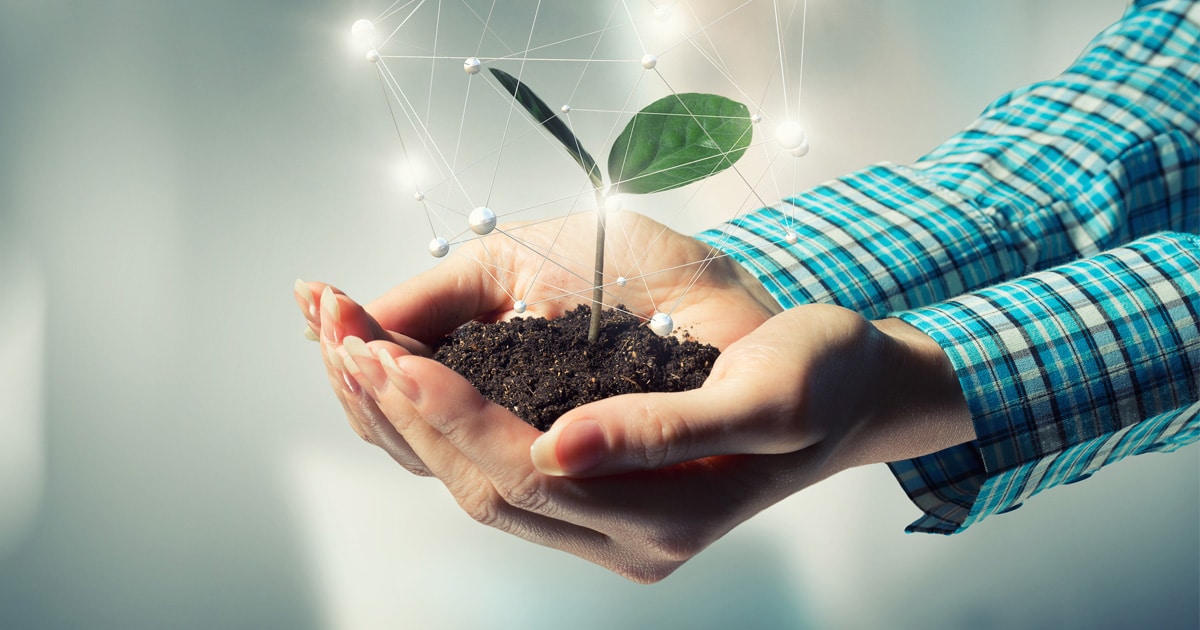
xmin=698 ymin=0 xmax=1200 ymax=534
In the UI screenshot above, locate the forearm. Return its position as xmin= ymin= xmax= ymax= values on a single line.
xmin=913 ymin=0 xmax=1200 ymax=269
xmin=891 ymin=231 xmax=1200 ymax=533
xmin=858 ymin=317 xmax=976 ymax=466
xmin=699 ymin=1 xmax=1199 ymax=317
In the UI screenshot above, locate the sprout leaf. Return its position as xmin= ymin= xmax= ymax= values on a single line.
xmin=608 ymin=93 xmax=752 ymax=195
xmin=488 ymin=67 xmax=603 ymax=189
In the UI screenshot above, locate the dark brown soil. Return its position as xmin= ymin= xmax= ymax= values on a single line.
xmin=432 ymin=304 xmax=720 ymax=431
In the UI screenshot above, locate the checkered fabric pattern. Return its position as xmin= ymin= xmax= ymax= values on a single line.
xmin=697 ymin=0 xmax=1200 ymax=533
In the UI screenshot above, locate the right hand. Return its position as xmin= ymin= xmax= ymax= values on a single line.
xmin=297 ymin=210 xmax=783 ymax=471
xmin=314 ymin=299 xmax=973 ymax=582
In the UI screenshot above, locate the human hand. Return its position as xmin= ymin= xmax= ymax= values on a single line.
xmin=308 ymin=294 xmax=971 ymax=582
xmin=530 ymin=304 xmax=976 ymax=480
xmin=305 ymin=210 xmax=783 ymax=351
xmin=298 ymin=210 xmax=781 ymax=470
xmin=294 ymin=280 xmax=434 ymax=475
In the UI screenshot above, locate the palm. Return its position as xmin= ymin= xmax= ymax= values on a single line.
xmin=449 ymin=210 xmax=779 ymax=349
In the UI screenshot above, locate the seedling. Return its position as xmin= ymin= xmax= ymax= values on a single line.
xmin=488 ymin=67 xmax=752 ymax=342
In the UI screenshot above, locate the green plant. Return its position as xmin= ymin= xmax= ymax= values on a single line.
xmin=489 ymin=67 xmax=753 ymax=342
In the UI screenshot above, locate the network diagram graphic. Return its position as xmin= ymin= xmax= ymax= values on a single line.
xmin=350 ymin=0 xmax=812 ymax=337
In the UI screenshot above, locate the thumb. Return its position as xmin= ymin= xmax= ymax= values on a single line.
xmin=529 ymin=377 xmax=813 ymax=477
xmin=316 ymin=285 xmax=433 ymax=356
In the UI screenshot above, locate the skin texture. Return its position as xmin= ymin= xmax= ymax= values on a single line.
xmin=295 ymin=211 xmax=973 ymax=583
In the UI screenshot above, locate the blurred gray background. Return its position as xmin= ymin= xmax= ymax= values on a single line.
xmin=1 ymin=1 xmax=1196 ymax=628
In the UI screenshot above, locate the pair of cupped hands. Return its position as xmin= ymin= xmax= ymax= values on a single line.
xmin=294 ymin=211 xmax=971 ymax=583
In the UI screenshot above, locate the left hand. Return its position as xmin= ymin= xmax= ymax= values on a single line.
xmin=314 ymin=299 xmax=971 ymax=583
xmin=297 ymin=211 xmax=782 ymax=477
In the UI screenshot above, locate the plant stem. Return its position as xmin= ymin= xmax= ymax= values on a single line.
xmin=588 ymin=189 xmax=607 ymax=343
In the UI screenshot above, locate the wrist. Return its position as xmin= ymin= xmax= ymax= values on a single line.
xmin=845 ymin=318 xmax=974 ymax=468
xmin=708 ymin=245 xmax=785 ymax=317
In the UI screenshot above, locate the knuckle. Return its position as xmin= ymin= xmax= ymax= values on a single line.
xmin=429 ymin=411 xmax=470 ymax=441
xmin=754 ymin=397 xmax=812 ymax=452
xmin=498 ymin=469 xmax=551 ymax=514
xmin=458 ymin=484 xmax=505 ymax=528
xmin=405 ymin=464 xmax=434 ymax=477
xmin=632 ymin=404 xmax=692 ymax=470
xmin=387 ymin=452 xmax=433 ymax=477
xmin=615 ymin=560 xmax=681 ymax=584
xmin=645 ymin=531 xmax=704 ymax=564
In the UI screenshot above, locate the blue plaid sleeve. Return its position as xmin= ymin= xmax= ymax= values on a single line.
xmin=892 ymin=233 xmax=1200 ymax=533
xmin=696 ymin=1 xmax=1200 ymax=533
xmin=697 ymin=1 xmax=1199 ymax=313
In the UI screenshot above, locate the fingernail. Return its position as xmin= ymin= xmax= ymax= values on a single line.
xmin=378 ymin=352 xmax=420 ymax=403
xmin=303 ymin=325 xmax=319 ymax=342
xmin=342 ymin=369 xmax=360 ymax=394
xmin=531 ymin=419 xmax=606 ymax=476
xmin=320 ymin=287 xmax=343 ymax=344
xmin=342 ymin=336 xmax=387 ymax=391
xmin=376 ymin=346 xmax=400 ymax=374
xmin=328 ymin=349 xmax=360 ymax=394
xmin=293 ymin=279 xmax=319 ymax=325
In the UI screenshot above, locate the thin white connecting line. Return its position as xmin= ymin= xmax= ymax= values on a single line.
xmin=485 ymin=0 xmax=544 ymax=206
xmin=467 ymin=0 xmax=507 ymax=56
xmin=379 ymin=0 xmax=429 ymax=51
xmin=517 ymin=1 xmax=623 ymax=308
xmin=375 ymin=49 xmax=485 ymax=209
xmin=376 ymin=0 xmax=423 ymax=25
xmin=359 ymin=0 xmax=811 ymax=328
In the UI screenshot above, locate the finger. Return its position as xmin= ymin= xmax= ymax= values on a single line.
xmin=319 ymin=338 xmax=371 ymax=441
xmin=298 ymin=280 xmax=433 ymax=354
xmin=363 ymin=254 xmax=513 ymax=345
xmin=325 ymin=286 xmax=434 ymax=356
xmin=372 ymin=345 xmax=817 ymax=584
xmin=384 ymin=354 xmax=571 ymax=516
xmin=362 ymin=344 xmax=611 ymax=553
xmin=378 ymin=353 xmax=709 ymax=534
xmin=528 ymin=373 xmax=812 ymax=478
xmin=318 ymin=291 xmax=429 ymax=474
xmin=337 ymin=340 xmax=430 ymax=475
xmin=293 ymin=278 xmax=321 ymax=340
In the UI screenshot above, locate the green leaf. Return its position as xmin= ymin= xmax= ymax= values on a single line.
xmin=488 ymin=67 xmax=603 ymax=189
xmin=608 ymin=93 xmax=752 ymax=195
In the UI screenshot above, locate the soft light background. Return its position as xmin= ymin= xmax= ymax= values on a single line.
xmin=1 ymin=1 xmax=1196 ymax=628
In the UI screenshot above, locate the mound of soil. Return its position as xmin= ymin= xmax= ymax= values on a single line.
xmin=432 ymin=304 xmax=720 ymax=431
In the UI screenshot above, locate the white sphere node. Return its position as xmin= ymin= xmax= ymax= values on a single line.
xmin=775 ymin=121 xmax=806 ymax=150
xmin=513 ymin=300 xmax=527 ymax=314
xmin=463 ymin=57 xmax=482 ymax=75
xmin=351 ymin=19 xmax=375 ymax=40
xmin=751 ymin=113 xmax=763 ymax=124
xmin=654 ymin=6 xmax=672 ymax=21
xmin=784 ymin=231 xmax=799 ymax=245
xmin=560 ymin=104 xmax=571 ymax=114
xmin=789 ymin=139 xmax=810 ymax=158
xmin=366 ymin=49 xmax=381 ymax=63
xmin=468 ymin=206 xmax=497 ymax=235
xmin=604 ymin=194 xmax=622 ymax=213
xmin=648 ymin=312 xmax=674 ymax=337
xmin=413 ymin=191 xmax=425 ymax=202
xmin=641 ymin=54 xmax=658 ymax=70
xmin=428 ymin=237 xmax=450 ymax=258
xmin=616 ymin=276 xmax=628 ymax=288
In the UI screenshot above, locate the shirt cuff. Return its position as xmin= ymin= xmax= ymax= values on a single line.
xmin=695 ymin=163 xmax=1022 ymax=318
xmin=890 ymin=232 xmax=1200 ymax=533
